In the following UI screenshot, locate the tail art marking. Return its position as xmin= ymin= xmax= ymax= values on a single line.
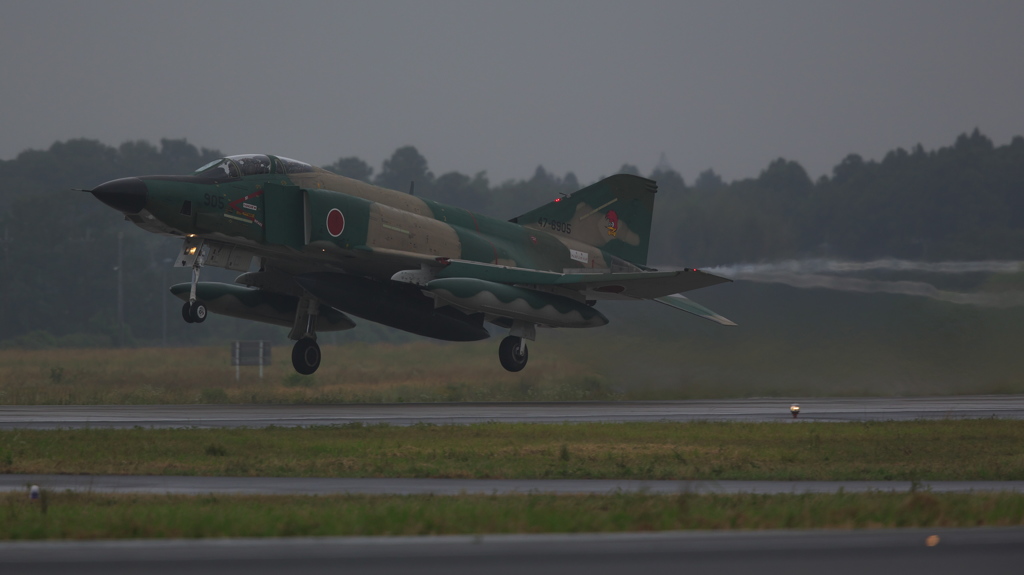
xmin=605 ymin=210 xmax=619 ymax=237
xmin=579 ymin=198 xmax=618 ymax=221
xmin=512 ymin=174 xmax=656 ymax=266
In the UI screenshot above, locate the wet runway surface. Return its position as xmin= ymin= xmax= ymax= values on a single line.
xmin=2 ymin=528 xmax=1022 ymax=575
xmin=2 ymin=395 xmax=1023 ymax=429
xmin=2 ymin=474 xmax=1024 ymax=496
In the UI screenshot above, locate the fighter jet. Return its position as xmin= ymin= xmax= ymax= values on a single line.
xmin=86 ymin=154 xmax=734 ymax=374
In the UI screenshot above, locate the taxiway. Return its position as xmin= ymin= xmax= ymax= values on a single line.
xmin=1 ymin=474 xmax=1023 ymax=496
xmin=1 ymin=395 xmax=1022 ymax=429
xmin=1 ymin=528 xmax=1021 ymax=575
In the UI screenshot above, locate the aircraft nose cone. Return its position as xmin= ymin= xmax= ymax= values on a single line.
xmin=90 ymin=177 xmax=147 ymax=214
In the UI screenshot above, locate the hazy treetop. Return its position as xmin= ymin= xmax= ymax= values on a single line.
xmin=1 ymin=1 xmax=1023 ymax=184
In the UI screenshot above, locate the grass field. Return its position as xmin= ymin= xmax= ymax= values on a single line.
xmin=3 ymin=420 xmax=1023 ymax=480
xmin=4 ymin=419 xmax=1022 ymax=540
xmin=3 ymin=491 xmax=1023 ymax=539
xmin=3 ymin=334 xmax=1024 ymax=405
xmin=0 ymin=341 xmax=625 ymax=405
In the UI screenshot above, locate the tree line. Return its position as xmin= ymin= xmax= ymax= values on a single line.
xmin=322 ymin=130 xmax=1024 ymax=265
xmin=0 ymin=130 xmax=1021 ymax=346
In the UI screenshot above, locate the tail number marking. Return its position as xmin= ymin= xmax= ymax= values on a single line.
xmin=537 ymin=218 xmax=572 ymax=234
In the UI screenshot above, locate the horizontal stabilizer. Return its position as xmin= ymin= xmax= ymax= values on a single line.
xmin=654 ymin=294 xmax=736 ymax=326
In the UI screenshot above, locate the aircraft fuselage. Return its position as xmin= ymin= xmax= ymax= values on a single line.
xmin=88 ymin=154 xmax=731 ymax=374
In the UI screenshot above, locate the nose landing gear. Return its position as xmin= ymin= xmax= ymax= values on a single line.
xmin=179 ymin=237 xmax=208 ymax=324
xmin=181 ymin=300 xmax=207 ymax=323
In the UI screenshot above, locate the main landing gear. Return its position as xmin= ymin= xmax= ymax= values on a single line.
xmin=498 ymin=336 xmax=529 ymax=372
xmin=289 ymin=295 xmax=322 ymax=375
xmin=499 ymin=321 xmax=535 ymax=372
xmin=292 ymin=338 xmax=321 ymax=375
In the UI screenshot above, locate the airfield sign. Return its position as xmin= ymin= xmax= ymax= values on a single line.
xmin=232 ymin=340 xmax=271 ymax=379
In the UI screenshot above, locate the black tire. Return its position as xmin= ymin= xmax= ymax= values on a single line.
xmin=498 ymin=336 xmax=528 ymax=372
xmin=188 ymin=301 xmax=207 ymax=323
xmin=182 ymin=302 xmax=194 ymax=324
xmin=291 ymin=338 xmax=321 ymax=375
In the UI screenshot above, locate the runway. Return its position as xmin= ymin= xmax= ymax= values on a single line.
xmin=2 ymin=474 xmax=1024 ymax=496
xmin=1 ymin=528 xmax=1022 ymax=575
xmin=3 ymin=397 xmax=1022 ymax=574
xmin=2 ymin=394 xmax=1023 ymax=429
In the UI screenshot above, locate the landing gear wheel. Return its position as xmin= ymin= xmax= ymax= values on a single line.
xmin=292 ymin=338 xmax=321 ymax=375
xmin=186 ymin=301 xmax=207 ymax=323
xmin=181 ymin=302 xmax=194 ymax=324
xmin=499 ymin=336 xmax=528 ymax=372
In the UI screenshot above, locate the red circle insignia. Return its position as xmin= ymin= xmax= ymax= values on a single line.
xmin=326 ymin=208 xmax=346 ymax=237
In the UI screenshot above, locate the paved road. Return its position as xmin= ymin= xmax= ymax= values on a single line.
xmin=2 ymin=395 xmax=1022 ymax=429
xmin=1 ymin=528 xmax=1022 ymax=575
xmin=2 ymin=474 xmax=1024 ymax=496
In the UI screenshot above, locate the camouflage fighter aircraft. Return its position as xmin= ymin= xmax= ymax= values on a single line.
xmin=85 ymin=154 xmax=734 ymax=374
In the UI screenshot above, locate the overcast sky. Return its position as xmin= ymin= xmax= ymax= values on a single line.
xmin=2 ymin=0 xmax=1022 ymax=184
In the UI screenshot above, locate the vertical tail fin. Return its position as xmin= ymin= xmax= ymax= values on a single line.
xmin=511 ymin=174 xmax=657 ymax=266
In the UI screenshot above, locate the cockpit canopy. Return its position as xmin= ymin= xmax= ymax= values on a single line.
xmin=193 ymin=154 xmax=315 ymax=179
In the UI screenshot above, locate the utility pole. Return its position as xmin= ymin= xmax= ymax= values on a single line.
xmin=117 ymin=231 xmax=124 ymax=348
xmin=1 ymin=227 xmax=9 ymax=312
xmin=1 ymin=226 xmax=9 ymax=269
xmin=161 ymin=257 xmax=172 ymax=347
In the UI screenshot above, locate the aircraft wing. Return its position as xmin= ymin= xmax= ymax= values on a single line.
xmin=427 ymin=259 xmax=735 ymax=325
xmin=434 ymin=259 xmax=730 ymax=299
xmin=555 ymin=269 xmax=731 ymax=299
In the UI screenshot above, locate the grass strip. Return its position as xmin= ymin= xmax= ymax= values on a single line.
xmin=0 ymin=342 xmax=626 ymax=404
xmin=3 ymin=420 xmax=1024 ymax=481
xmin=5 ymin=337 xmax=1024 ymax=406
xmin=2 ymin=491 xmax=1023 ymax=540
